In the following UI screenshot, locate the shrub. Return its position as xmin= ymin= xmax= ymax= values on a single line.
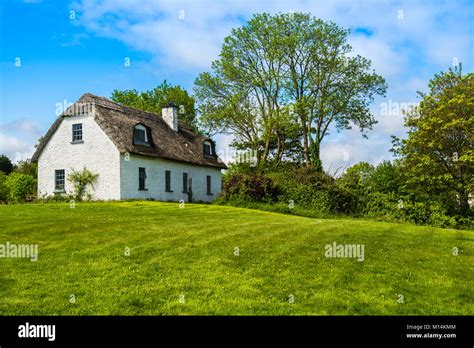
xmin=222 ymin=173 xmax=278 ymax=202
xmin=363 ymin=192 xmax=466 ymax=228
xmin=327 ymin=184 xmax=358 ymax=214
xmin=0 ymin=171 xmax=9 ymax=203
xmin=13 ymin=160 xmax=37 ymax=177
xmin=5 ymin=173 xmax=36 ymax=203
xmin=68 ymin=167 xmax=99 ymax=201
xmin=268 ymin=166 xmax=351 ymax=215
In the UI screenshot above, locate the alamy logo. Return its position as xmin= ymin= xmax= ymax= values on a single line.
xmin=0 ymin=242 xmax=38 ymax=261
xmin=18 ymin=322 xmax=56 ymax=341
xmin=325 ymin=242 xmax=365 ymax=262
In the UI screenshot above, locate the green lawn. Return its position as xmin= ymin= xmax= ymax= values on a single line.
xmin=0 ymin=201 xmax=472 ymax=315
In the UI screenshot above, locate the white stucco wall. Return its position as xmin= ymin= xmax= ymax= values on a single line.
xmin=120 ymin=154 xmax=222 ymax=202
xmin=37 ymin=112 xmax=121 ymax=200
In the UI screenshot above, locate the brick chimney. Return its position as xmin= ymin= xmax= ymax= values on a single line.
xmin=162 ymin=103 xmax=178 ymax=131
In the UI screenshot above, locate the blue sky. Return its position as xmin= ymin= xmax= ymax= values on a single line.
xmin=0 ymin=0 xmax=473 ymax=170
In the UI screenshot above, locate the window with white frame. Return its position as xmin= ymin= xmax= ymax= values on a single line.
xmin=203 ymin=140 xmax=212 ymax=157
xmin=134 ymin=124 xmax=149 ymax=145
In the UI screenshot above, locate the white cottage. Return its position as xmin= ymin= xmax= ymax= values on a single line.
xmin=32 ymin=93 xmax=227 ymax=201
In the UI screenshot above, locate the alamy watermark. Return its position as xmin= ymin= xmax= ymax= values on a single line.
xmin=325 ymin=241 xmax=365 ymax=262
xmin=55 ymin=100 xmax=94 ymax=116
xmin=0 ymin=242 xmax=38 ymax=261
xmin=380 ymin=99 xmax=417 ymax=116
xmin=216 ymin=148 xmax=258 ymax=167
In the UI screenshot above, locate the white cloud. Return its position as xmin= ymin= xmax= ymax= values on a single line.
xmin=68 ymin=0 xmax=472 ymax=169
xmin=0 ymin=133 xmax=36 ymax=163
xmin=71 ymin=0 xmax=474 ymax=74
xmin=0 ymin=119 xmax=42 ymax=162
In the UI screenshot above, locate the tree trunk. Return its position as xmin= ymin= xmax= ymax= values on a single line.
xmin=262 ymin=138 xmax=270 ymax=163
xmin=459 ymin=189 xmax=470 ymax=216
xmin=309 ymin=134 xmax=323 ymax=172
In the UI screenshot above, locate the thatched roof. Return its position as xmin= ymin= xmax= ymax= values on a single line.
xmin=32 ymin=93 xmax=227 ymax=169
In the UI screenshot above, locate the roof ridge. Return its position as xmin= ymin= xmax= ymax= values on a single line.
xmin=78 ymin=93 xmax=193 ymax=129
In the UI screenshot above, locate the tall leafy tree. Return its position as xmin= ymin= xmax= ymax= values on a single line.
xmin=194 ymin=12 xmax=386 ymax=169
xmin=280 ymin=14 xmax=387 ymax=170
xmin=395 ymin=66 xmax=473 ymax=216
xmin=195 ymin=13 xmax=296 ymax=163
xmin=111 ymin=81 xmax=198 ymax=130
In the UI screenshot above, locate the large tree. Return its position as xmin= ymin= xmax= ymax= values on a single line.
xmin=194 ymin=12 xmax=386 ymax=169
xmin=395 ymin=66 xmax=473 ymax=216
xmin=0 ymin=155 xmax=13 ymax=175
xmin=195 ymin=13 xmax=298 ymax=163
xmin=111 ymin=80 xmax=198 ymax=130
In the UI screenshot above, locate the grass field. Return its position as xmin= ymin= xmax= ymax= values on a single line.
xmin=0 ymin=201 xmax=472 ymax=315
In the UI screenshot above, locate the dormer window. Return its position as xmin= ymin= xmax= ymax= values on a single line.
xmin=133 ymin=124 xmax=150 ymax=146
xmin=203 ymin=140 xmax=212 ymax=157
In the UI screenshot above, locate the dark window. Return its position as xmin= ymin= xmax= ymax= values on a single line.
xmin=203 ymin=142 xmax=212 ymax=157
xmin=134 ymin=125 xmax=150 ymax=145
xmin=139 ymin=167 xmax=147 ymax=190
xmin=206 ymin=175 xmax=212 ymax=195
xmin=165 ymin=170 xmax=172 ymax=192
xmin=134 ymin=128 xmax=146 ymax=142
xmin=55 ymin=169 xmax=65 ymax=191
xmin=182 ymin=173 xmax=188 ymax=193
xmin=72 ymin=124 xmax=82 ymax=142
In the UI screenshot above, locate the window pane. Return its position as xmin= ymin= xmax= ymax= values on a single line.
xmin=55 ymin=169 xmax=65 ymax=190
xmin=72 ymin=124 xmax=82 ymax=141
xmin=134 ymin=128 xmax=147 ymax=143
xmin=139 ymin=167 xmax=146 ymax=190
xmin=207 ymin=175 xmax=212 ymax=194
xmin=183 ymin=173 xmax=188 ymax=192
xmin=203 ymin=143 xmax=211 ymax=156
xmin=165 ymin=170 xmax=171 ymax=191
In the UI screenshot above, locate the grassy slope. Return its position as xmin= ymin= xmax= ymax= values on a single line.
xmin=0 ymin=202 xmax=472 ymax=315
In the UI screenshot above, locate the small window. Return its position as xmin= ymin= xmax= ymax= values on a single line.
xmin=182 ymin=173 xmax=188 ymax=193
xmin=203 ymin=141 xmax=212 ymax=157
xmin=72 ymin=124 xmax=83 ymax=142
xmin=139 ymin=167 xmax=147 ymax=190
xmin=55 ymin=169 xmax=65 ymax=191
xmin=165 ymin=170 xmax=172 ymax=192
xmin=206 ymin=175 xmax=212 ymax=195
xmin=134 ymin=124 xmax=149 ymax=145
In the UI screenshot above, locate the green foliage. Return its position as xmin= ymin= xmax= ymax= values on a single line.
xmin=195 ymin=12 xmax=386 ymax=167
xmin=395 ymin=66 xmax=473 ymax=216
xmin=111 ymin=80 xmax=198 ymax=130
xmin=369 ymin=161 xmax=403 ymax=194
xmin=0 ymin=155 xmax=13 ymax=175
xmin=222 ymin=163 xmax=356 ymax=215
xmin=5 ymin=173 xmax=36 ymax=203
xmin=335 ymin=162 xmax=373 ymax=212
xmin=222 ymin=173 xmax=278 ymax=202
xmin=363 ymin=193 xmax=467 ymax=229
xmin=68 ymin=167 xmax=99 ymax=201
xmin=268 ymin=170 xmax=331 ymax=214
xmin=222 ymin=159 xmax=471 ymax=229
xmin=0 ymin=171 xmax=9 ymax=202
xmin=13 ymin=159 xmax=38 ymax=177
